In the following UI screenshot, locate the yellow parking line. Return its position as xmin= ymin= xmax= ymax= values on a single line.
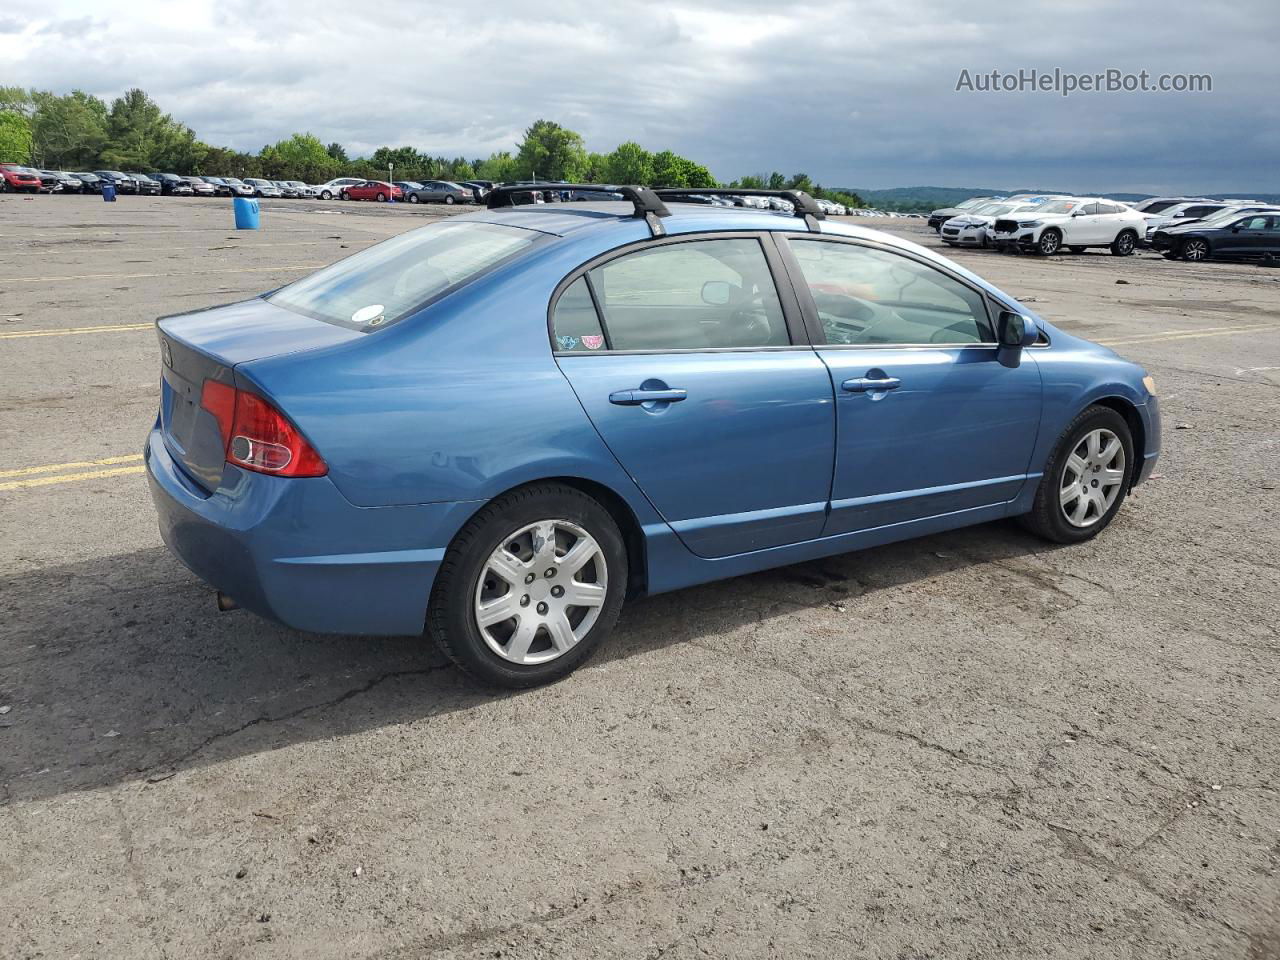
xmin=4 ymin=263 xmax=327 ymax=283
xmin=1099 ymin=323 xmax=1280 ymax=347
xmin=0 ymin=465 xmax=146 ymax=491
xmin=0 ymin=323 xmax=154 ymax=340
xmin=0 ymin=453 xmax=144 ymax=479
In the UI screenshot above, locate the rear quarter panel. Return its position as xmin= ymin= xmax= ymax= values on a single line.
xmin=238 ymin=230 xmax=664 ymax=529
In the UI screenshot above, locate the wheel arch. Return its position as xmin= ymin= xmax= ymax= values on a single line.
xmin=1089 ymin=395 xmax=1145 ymax=488
xmin=449 ymin=475 xmax=650 ymax=598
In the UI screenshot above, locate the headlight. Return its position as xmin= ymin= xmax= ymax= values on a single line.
xmin=1018 ymin=220 xmax=1040 ymax=228
xmin=1142 ymin=375 xmax=1157 ymax=397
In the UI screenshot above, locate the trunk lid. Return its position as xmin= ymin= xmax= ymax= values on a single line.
xmin=156 ymin=297 xmax=361 ymax=492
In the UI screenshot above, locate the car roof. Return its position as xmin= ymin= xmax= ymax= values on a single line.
xmin=458 ymin=201 xmax=855 ymax=238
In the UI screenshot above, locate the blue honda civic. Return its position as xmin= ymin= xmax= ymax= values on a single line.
xmin=146 ymin=186 xmax=1160 ymax=687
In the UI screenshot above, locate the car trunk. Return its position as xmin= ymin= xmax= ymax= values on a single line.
xmin=156 ymin=297 xmax=361 ymax=493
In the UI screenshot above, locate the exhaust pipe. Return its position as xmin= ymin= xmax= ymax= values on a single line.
xmin=216 ymin=591 xmax=239 ymax=612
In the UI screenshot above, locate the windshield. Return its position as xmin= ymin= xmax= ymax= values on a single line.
xmin=1035 ymin=199 xmax=1080 ymax=216
xmin=956 ymin=198 xmax=988 ymax=209
xmin=268 ymin=220 xmax=544 ymax=330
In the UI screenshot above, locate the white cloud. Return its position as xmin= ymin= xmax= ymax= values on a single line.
xmin=3 ymin=0 xmax=1277 ymax=192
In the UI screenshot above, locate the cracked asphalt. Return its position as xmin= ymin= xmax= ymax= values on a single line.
xmin=1 ymin=195 xmax=1278 ymax=959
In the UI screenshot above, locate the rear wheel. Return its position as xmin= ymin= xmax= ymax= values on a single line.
xmin=1110 ymin=230 xmax=1137 ymax=256
xmin=376 ymin=192 xmax=386 ymax=202
xmin=1181 ymin=238 xmax=1209 ymax=261
xmin=1020 ymin=405 xmax=1134 ymax=544
xmin=444 ymin=195 xmax=456 ymax=205
xmin=1036 ymin=229 xmax=1063 ymax=256
xmin=428 ymin=484 xmax=628 ymax=688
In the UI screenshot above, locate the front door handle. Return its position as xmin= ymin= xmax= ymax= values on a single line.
xmin=609 ymin=387 xmax=688 ymax=405
xmin=842 ymin=376 xmax=901 ymax=393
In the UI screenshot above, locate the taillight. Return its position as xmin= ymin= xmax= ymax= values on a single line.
xmin=199 ymin=379 xmax=327 ymax=477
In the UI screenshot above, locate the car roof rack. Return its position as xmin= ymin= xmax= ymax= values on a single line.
xmin=486 ymin=182 xmax=671 ymax=237
xmin=652 ymin=188 xmax=826 ymax=231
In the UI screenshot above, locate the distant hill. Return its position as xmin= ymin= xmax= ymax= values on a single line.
xmin=837 ymin=185 xmax=1280 ymax=212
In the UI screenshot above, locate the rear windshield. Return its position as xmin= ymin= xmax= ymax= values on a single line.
xmin=268 ymin=220 xmax=544 ymax=331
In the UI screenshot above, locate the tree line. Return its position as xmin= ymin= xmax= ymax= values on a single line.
xmin=0 ymin=87 xmax=862 ymax=206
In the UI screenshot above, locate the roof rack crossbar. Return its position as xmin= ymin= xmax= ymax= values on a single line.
xmin=652 ymin=188 xmax=826 ymax=232
xmin=485 ymin=182 xmax=671 ymax=237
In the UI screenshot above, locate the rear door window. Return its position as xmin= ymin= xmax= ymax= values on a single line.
xmin=579 ymin=238 xmax=789 ymax=351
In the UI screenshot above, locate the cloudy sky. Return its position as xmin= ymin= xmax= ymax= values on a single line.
xmin=3 ymin=0 xmax=1277 ymax=193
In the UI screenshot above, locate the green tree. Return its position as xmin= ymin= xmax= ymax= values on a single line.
xmin=0 ymin=110 xmax=33 ymax=163
xmin=30 ymin=90 xmax=108 ymax=168
xmin=514 ymin=119 xmax=586 ymax=182
xmin=325 ymin=141 xmax=348 ymax=164
xmin=604 ymin=141 xmax=653 ymax=185
xmin=767 ymin=171 xmax=786 ymax=190
xmin=787 ymin=172 xmax=814 ymax=193
xmin=101 ymin=88 xmax=206 ymax=172
xmin=476 ymin=151 xmax=518 ymax=182
xmin=261 ymin=133 xmax=339 ymax=181
xmin=0 ymin=87 xmax=32 ymax=115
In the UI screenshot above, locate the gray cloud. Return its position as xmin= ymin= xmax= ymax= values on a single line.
xmin=2 ymin=0 xmax=1276 ymax=193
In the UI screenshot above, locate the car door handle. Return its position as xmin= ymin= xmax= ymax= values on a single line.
xmin=842 ymin=376 xmax=901 ymax=393
xmin=609 ymin=388 xmax=688 ymax=405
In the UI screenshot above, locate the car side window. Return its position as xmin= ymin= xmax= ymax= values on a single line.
xmin=788 ymin=239 xmax=994 ymax=346
xmin=1238 ymin=216 xmax=1269 ymax=230
xmin=1080 ymin=203 xmax=1101 ymax=215
xmin=583 ymin=238 xmax=789 ymax=351
xmin=551 ymin=277 xmax=607 ymax=351
xmin=1097 ymin=203 xmax=1120 ymax=215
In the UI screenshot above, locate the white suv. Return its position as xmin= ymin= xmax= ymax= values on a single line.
xmin=990 ymin=197 xmax=1146 ymax=256
xmin=313 ymin=177 xmax=365 ymax=200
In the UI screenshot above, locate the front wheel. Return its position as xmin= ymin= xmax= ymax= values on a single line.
xmin=428 ymin=484 xmax=628 ymax=688
xmin=408 ymin=193 xmax=420 ymax=203
xmin=1019 ymin=405 xmax=1135 ymax=544
xmin=1036 ymin=229 xmax=1062 ymax=256
xmin=320 ymin=189 xmax=332 ymax=200
xmin=1110 ymin=230 xmax=1137 ymax=256
xmin=339 ymin=190 xmax=350 ymax=201
xmin=1181 ymin=238 xmax=1209 ymax=261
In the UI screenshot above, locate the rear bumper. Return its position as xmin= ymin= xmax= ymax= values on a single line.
xmin=145 ymin=426 xmax=479 ymax=635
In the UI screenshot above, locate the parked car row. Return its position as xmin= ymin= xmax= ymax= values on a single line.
xmin=931 ymin=192 xmax=1280 ymax=263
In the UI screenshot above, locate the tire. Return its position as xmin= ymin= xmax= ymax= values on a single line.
xmin=320 ymin=189 xmax=332 ymax=200
xmin=1036 ymin=229 xmax=1063 ymax=256
xmin=1181 ymin=238 xmax=1209 ymax=262
xmin=444 ymin=194 xmax=456 ymax=205
xmin=340 ymin=190 xmax=350 ymax=201
xmin=1110 ymin=230 xmax=1137 ymax=256
xmin=408 ymin=194 xmax=420 ymax=204
xmin=1019 ymin=405 xmax=1135 ymax=544
xmin=1068 ymin=245 xmax=1087 ymax=254
xmin=375 ymin=192 xmax=386 ymax=202
xmin=428 ymin=483 xmax=628 ymax=688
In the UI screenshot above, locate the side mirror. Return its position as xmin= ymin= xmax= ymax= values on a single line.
xmin=1072 ymin=209 xmax=1086 ymax=217
xmin=996 ymin=311 xmax=1038 ymax=367
xmin=701 ymin=280 xmax=734 ymax=306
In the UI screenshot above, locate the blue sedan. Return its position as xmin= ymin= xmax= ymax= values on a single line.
xmin=146 ymin=187 xmax=1160 ymax=687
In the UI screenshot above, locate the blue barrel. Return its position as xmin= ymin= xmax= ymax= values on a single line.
xmin=233 ymin=196 xmax=260 ymax=230
xmin=102 ymin=184 xmax=116 ymax=202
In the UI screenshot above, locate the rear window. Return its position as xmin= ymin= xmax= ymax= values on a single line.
xmin=268 ymin=220 xmax=543 ymax=331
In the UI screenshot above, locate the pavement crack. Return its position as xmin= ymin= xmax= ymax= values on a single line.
xmin=141 ymin=664 xmax=450 ymax=783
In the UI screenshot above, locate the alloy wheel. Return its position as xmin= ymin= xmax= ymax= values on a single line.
xmin=1115 ymin=232 xmax=1135 ymax=255
xmin=1039 ymin=231 xmax=1061 ymax=255
xmin=473 ymin=519 xmax=608 ymax=665
xmin=1059 ymin=428 xmax=1126 ymax=528
xmin=1183 ymin=239 xmax=1208 ymax=261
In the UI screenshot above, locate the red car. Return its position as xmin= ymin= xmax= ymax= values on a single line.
xmin=340 ymin=180 xmax=403 ymax=202
xmin=1 ymin=163 xmax=43 ymax=193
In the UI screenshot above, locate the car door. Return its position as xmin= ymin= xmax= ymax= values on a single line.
xmin=779 ymin=236 xmax=1043 ymax=535
xmin=1066 ymin=202 xmax=1103 ymax=244
xmin=552 ymin=234 xmax=836 ymax=559
xmin=1224 ymin=215 xmax=1271 ymax=256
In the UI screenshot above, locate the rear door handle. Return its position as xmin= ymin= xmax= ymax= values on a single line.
xmin=842 ymin=376 xmax=901 ymax=393
xmin=609 ymin=388 xmax=688 ymax=405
